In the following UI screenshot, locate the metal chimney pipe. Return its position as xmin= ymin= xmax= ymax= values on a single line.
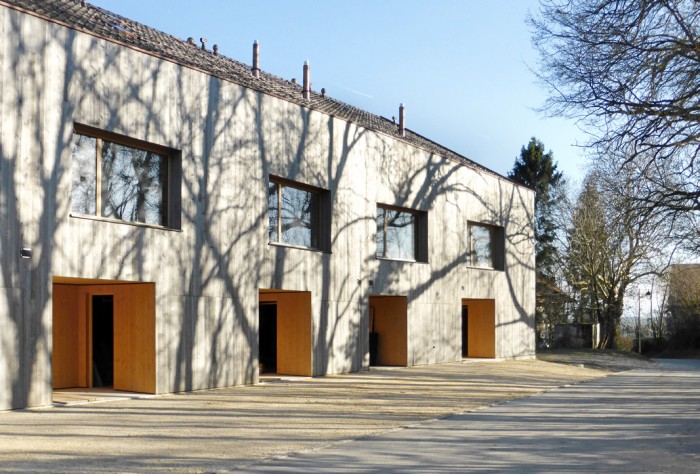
xmin=399 ymin=103 xmax=405 ymax=136
xmin=252 ymin=40 xmax=260 ymax=78
xmin=302 ymin=61 xmax=311 ymax=100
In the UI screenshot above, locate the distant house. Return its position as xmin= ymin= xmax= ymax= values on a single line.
xmin=0 ymin=0 xmax=535 ymax=411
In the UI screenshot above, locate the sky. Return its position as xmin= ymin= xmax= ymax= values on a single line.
xmin=91 ymin=0 xmax=590 ymax=181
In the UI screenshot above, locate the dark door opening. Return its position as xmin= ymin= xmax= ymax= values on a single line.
xmin=259 ymin=302 xmax=277 ymax=374
xmin=462 ymin=305 xmax=469 ymax=358
xmin=92 ymin=295 xmax=114 ymax=387
xmin=369 ymin=305 xmax=378 ymax=366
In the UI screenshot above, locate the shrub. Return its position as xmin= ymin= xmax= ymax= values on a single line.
xmin=615 ymin=334 xmax=634 ymax=352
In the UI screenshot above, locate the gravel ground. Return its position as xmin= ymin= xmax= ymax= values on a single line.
xmin=0 ymin=355 xmax=632 ymax=472
xmin=537 ymin=348 xmax=656 ymax=372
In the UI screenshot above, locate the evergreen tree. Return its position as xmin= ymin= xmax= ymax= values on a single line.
xmin=508 ymin=138 xmax=563 ymax=278
xmin=508 ymin=138 xmax=565 ymax=345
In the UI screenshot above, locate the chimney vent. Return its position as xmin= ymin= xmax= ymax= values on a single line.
xmin=213 ymin=44 xmax=219 ymax=56
xmin=321 ymin=88 xmax=326 ymax=98
xmin=252 ymin=40 xmax=260 ymax=78
xmin=291 ymin=78 xmax=297 ymax=85
xmin=187 ymin=37 xmax=195 ymax=46
xmin=399 ymin=103 xmax=405 ymax=136
xmin=302 ymin=61 xmax=311 ymax=100
xmin=200 ymin=38 xmax=207 ymax=50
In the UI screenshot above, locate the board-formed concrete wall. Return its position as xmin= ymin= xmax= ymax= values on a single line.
xmin=0 ymin=3 xmax=535 ymax=411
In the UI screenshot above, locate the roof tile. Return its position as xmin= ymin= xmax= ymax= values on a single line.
xmin=2 ymin=0 xmax=506 ymax=180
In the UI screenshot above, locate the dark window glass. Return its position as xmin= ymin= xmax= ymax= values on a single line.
xmin=376 ymin=207 xmax=386 ymax=258
xmin=268 ymin=180 xmax=320 ymax=249
xmin=71 ymin=135 xmax=97 ymax=215
xmin=100 ymin=140 xmax=166 ymax=225
xmin=469 ymin=223 xmax=503 ymax=269
xmin=268 ymin=181 xmax=279 ymax=243
xmin=70 ymin=132 xmax=169 ymax=226
xmin=376 ymin=205 xmax=416 ymax=260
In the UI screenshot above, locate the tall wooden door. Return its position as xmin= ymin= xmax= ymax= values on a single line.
xmin=113 ymin=284 xmax=156 ymax=393
xmin=52 ymin=284 xmax=81 ymax=389
xmin=463 ymin=299 xmax=495 ymax=358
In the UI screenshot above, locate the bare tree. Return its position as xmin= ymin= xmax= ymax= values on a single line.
xmin=508 ymin=138 xmax=567 ymax=345
xmin=562 ymin=159 xmax=676 ymax=348
xmin=530 ymin=0 xmax=700 ymax=219
xmin=650 ymin=277 xmax=669 ymax=341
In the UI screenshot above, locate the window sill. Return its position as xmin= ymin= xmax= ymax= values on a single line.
xmin=466 ymin=265 xmax=504 ymax=272
xmin=375 ymin=256 xmax=429 ymax=264
xmin=268 ymin=242 xmax=330 ymax=254
xmin=69 ymin=213 xmax=182 ymax=232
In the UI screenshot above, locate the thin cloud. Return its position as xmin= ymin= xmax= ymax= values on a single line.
xmin=338 ymin=86 xmax=373 ymax=99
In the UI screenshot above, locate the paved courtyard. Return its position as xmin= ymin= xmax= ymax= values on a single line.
xmin=3 ymin=355 xmax=693 ymax=473
xmin=248 ymin=359 xmax=700 ymax=473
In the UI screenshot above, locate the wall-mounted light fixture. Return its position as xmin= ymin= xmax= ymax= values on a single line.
xmin=20 ymin=247 xmax=32 ymax=259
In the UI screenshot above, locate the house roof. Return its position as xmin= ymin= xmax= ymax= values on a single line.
xmin=2 ymin=0 xmax=515 ymax=183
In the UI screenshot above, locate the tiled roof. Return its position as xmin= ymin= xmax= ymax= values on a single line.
xmin=2 ymin=0 xmax=508 ymax=181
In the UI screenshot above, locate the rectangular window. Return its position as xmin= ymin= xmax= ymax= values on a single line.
xmin=71 ymin=125 xmax=179 ymax=228
xmin=468 ymin=223 xmax=504 ymax=270
xmin=268 ymin=177 xmax=326 ymax=250
xmin=376 ymin=204 xmax=427 ymax=262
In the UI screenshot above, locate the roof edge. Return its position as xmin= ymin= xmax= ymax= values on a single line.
xmin=0 ymin=0 xmax=532 ymax=193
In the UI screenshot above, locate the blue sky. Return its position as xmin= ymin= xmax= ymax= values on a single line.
xmin=92 ymin=0 xmax=589 ymax=181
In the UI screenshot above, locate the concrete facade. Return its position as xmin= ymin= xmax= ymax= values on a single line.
xmin=0 ymin=0 xmax=535 ymax=411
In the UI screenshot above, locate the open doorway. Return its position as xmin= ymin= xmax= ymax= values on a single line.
xmin=258 ymin=290 xmax=312 ymax=376
xmin=368 ymin=295 xmax=408 ymax=366
xmin=52 ymin=278 xmax=156 ymax=394
xmin=462 ymin=299 xmax=496 ymax=358
xmin=258 ymin=302 xmax=277 ymax=374
xmin=461 ymin=305 xmax=469 ymax=358
xmin=91 ymin=295 xmax=114 ymax=387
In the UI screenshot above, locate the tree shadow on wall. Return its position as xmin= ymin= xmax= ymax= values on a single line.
xmin=0 ymin=13 xmax=84 ymax=409
xmin=1 ymin=8 xmax=536 ymax=410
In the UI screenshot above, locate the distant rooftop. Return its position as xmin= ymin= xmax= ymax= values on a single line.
xmin=2 ymin=0 xmax=513 ymax=182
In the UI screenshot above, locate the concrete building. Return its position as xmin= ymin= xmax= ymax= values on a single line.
xmin=0 ymin=0 xmax=535 ymax=411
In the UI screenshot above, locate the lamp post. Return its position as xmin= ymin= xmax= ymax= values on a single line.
xmin=637 ymin=289 xmax=642 ymax=353
xmin=637 ymin=289 xmax=651 ymax=354
xmin=649 ymin=279 xmax=655 ymax=339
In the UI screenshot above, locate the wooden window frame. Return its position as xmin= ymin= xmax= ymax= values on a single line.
xmin=268 ymin=176 xmax=330 ymax=252
xmin=70 ymin=123 xmax=181 ymax=230
xmin=467 ymin=222 xmax=504 ymax=270
xmin=376 ymin=203 xmax=428 ymax=263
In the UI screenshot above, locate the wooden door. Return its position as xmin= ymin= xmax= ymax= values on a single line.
xmin=368 ymin=296 xmax=408 ymax=366
xmin=113 ymin=284 xmax=156 ymax=393
xmin=52 ymin=284 xmax=81 ymax=388
xmin=464 ymin=299 xmax=495 ymax=358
